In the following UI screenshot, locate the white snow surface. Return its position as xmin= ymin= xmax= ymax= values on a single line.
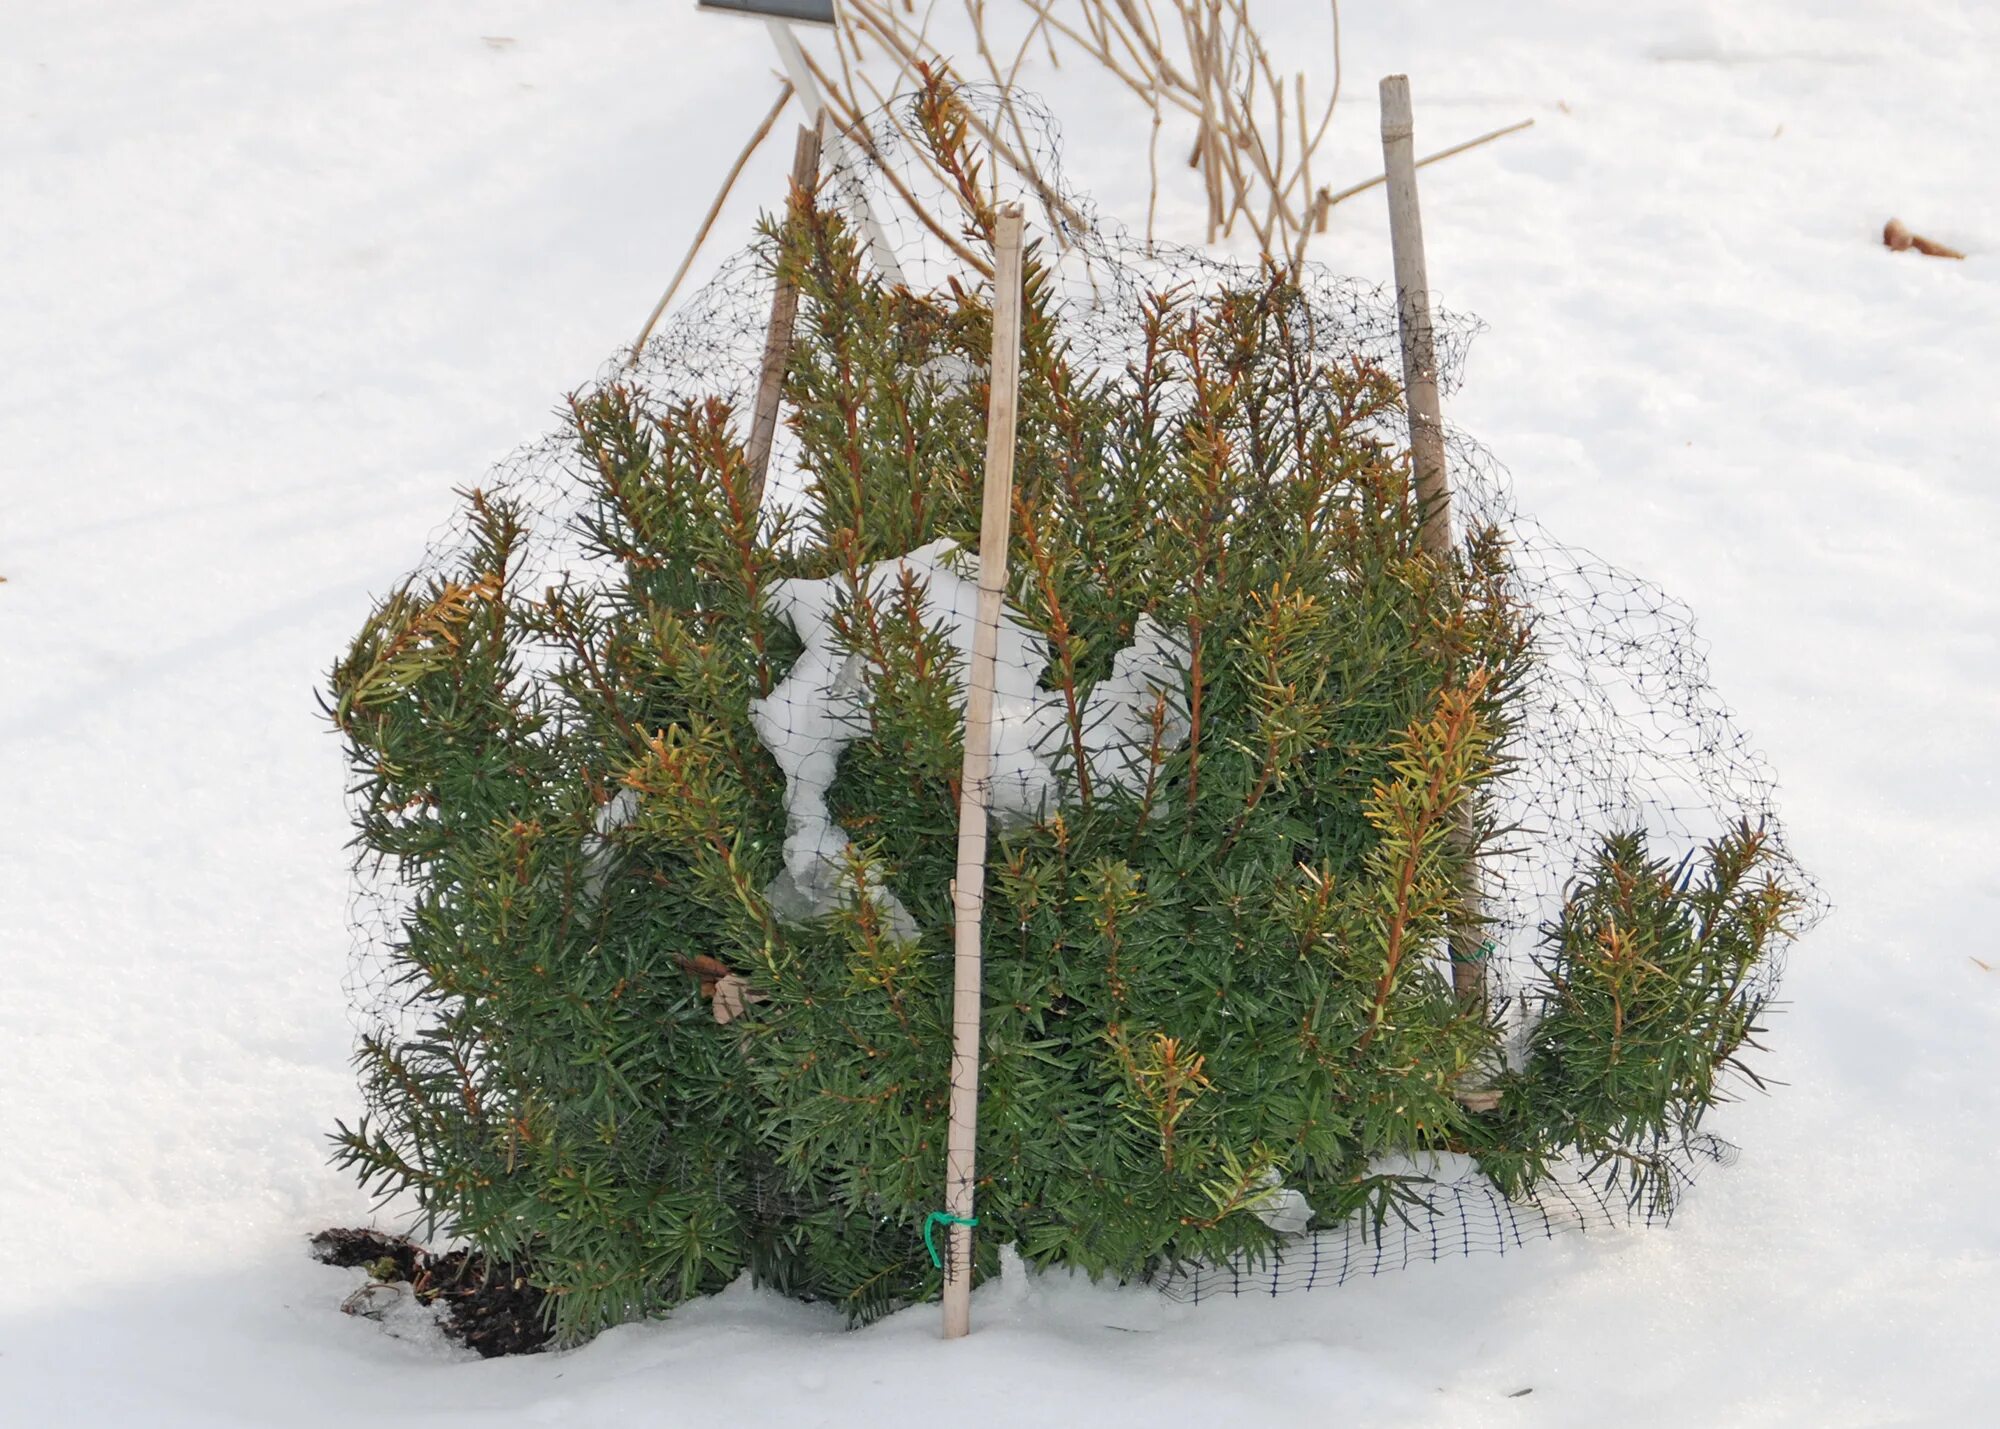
xmin=3 ymin=2 xmax=1997 ymax=1424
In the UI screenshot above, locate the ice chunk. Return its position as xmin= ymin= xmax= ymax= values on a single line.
xmin=1246 ymin=1166 xmax=1314 ymax=1237
xmin=579 ymin=786 xmax=641 ymax=900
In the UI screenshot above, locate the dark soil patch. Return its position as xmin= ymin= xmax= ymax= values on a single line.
xmin=310 ymin=1227 xmax=554 ymax=1358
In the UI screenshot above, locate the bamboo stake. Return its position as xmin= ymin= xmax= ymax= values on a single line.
xmin=942 ymin=202 xmax=1025 ymax=1341
xmin=1380 ymin=75 xmax=1490 ymax=1025
xmin=628 ymin=80 xmax=794 ymax=364
xmin=744 ymin=124 xmax=823 ymax=507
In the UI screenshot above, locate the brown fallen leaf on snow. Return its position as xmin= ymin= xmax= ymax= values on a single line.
xmin=1884 ymin=217 xmax=1964 ymax=259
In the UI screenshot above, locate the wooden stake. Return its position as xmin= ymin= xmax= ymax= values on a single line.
xmin=744 ymin=124 xmax=823 ymax=507
xmin=1380 ymin=74 xmax=1486 ymax=1014
xmin=942 ymin=202 xmax=1026 ymax=1341
xmin=1379 ymin=75 xmax=1450 ymax=555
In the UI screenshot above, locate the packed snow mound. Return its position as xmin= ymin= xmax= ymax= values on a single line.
xmin=749 ymin=537 xmax=1189 ymax=935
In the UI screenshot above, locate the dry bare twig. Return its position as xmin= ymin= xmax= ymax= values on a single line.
xmin=629 ymin=80 xmax=795 ymax=361
xmin=638 ymin=1 xmax=1538 ymax=344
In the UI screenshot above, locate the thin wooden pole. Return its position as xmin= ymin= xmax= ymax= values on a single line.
xmin=942 ymin=202 xmax=1026 ymax=1341
xmin=1379 ymin=75 xmax=1450 ymax=555
xmin=1380 ymin=74 xmax=1488 ymax=1020
xmin=744 ymin=124 xmax=823 ymax=507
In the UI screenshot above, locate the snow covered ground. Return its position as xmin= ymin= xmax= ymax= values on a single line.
xmin=3 ymin=2 xmax=1996 ymax=1423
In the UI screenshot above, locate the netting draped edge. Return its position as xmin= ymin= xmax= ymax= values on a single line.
xmin=1150 ymin=1135 xmax=1743 ymax=1302
xmin=342 ymin=86 xmax=1820 ymax=1299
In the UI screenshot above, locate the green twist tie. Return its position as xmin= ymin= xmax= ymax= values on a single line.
xmin=1467 ymin=939 xmax=1497 ymax=963
xmin=923 ymin=1211 xmax=980 ymax=1267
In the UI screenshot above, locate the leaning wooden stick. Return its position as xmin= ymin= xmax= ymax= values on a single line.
xmin=744 ymin=124 xmax=822 ymax=507
xmin=627 ymin=80 xmax=794 ymax=364
xmin=942 ymin=202 xmax=1026 ymax=1341
xmin=1315 ymin=116 xmax=1533 ymax=230
xmin=1380 ymin=75 xmax=1489 ymax=1022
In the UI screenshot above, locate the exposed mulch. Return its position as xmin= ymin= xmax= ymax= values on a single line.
xmin=310 ymin=1227 xmax=554 ymax=1358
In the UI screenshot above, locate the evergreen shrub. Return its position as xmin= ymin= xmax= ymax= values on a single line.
xmin=328 ymin=92 xmax=1807 ymax=1342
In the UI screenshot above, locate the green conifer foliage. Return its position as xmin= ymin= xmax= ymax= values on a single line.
xmin=1481 ymin=822 xmax=1801 ymax=1216
xmin=328 ymin=90 xmax=1804 ymax=1342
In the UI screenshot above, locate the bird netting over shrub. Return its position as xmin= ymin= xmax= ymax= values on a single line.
xmin=329 ymin=83 xmax=1818 ymax=1342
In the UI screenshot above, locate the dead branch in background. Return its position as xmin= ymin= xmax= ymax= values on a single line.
xmin=819 ymin=2 xmax=1530 ymax=267
xmin=1313 ymin=117 xmax=1536 ymax=228
xmin=634 ymin=2 xmax=1535 ymax=353
xmin=827 ymin=0 xmax=1345 ymax=258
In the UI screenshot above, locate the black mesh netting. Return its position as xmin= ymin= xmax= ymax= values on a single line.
xmin=341 ymin=86 xmax=1822 ymax=1312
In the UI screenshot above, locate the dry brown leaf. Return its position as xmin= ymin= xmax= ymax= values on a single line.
xmin=680 ymin=953 xmax=733 ymax=985
xmin=710 ymin=973 xmax=768 ymax=1025
xmin=676 ymin=954 xmax=769 ymax=1023
xmin=1884 ymin=217 xmax=1965 ymax=259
